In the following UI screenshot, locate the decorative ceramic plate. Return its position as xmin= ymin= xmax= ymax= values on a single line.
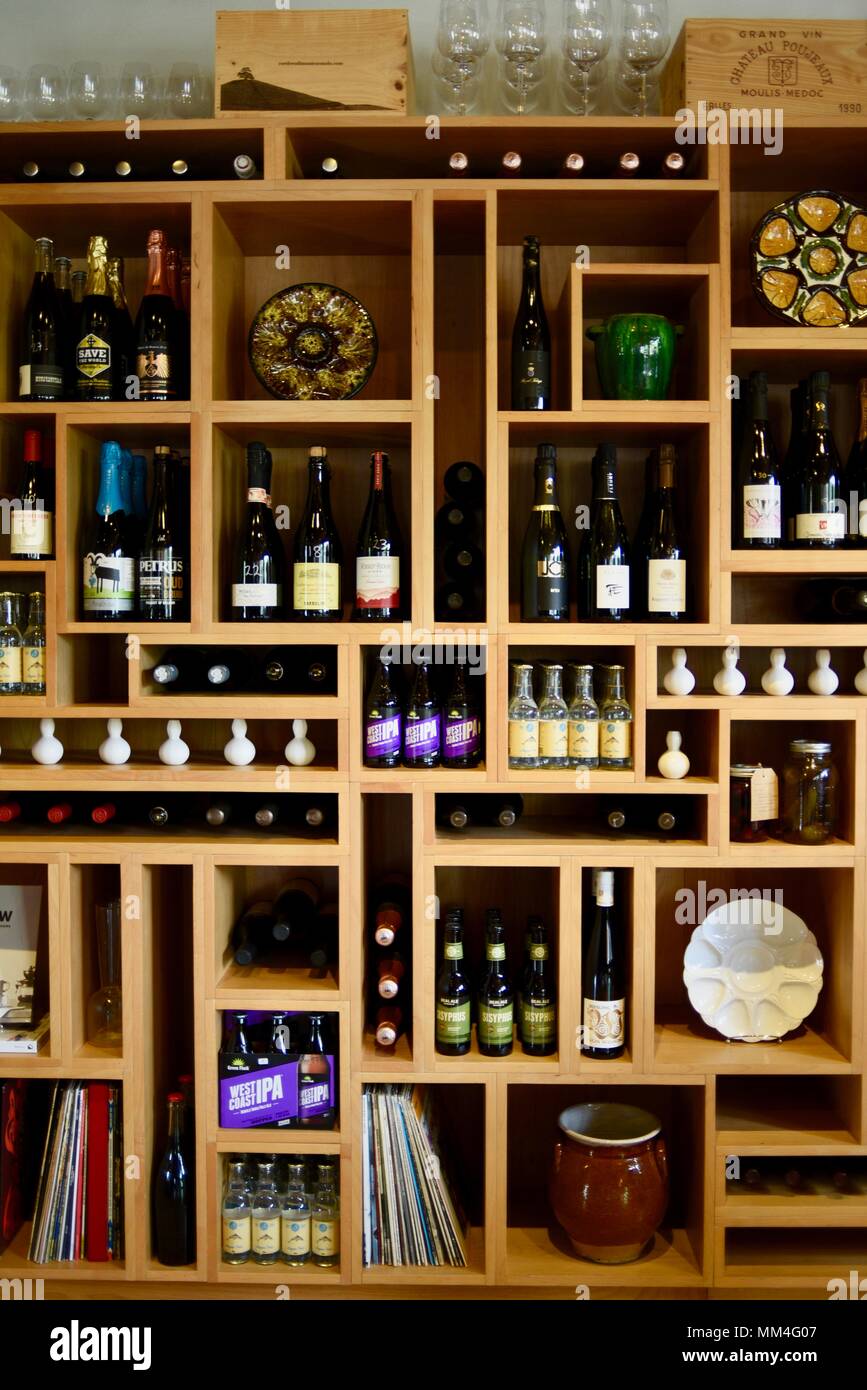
xmin=750 ymin=190 xmax=867 ymax=327
xmin=682 ymin=897 xmax=823 ymax=1042
xmin=248 ymin=282 xmax=378 ymax=400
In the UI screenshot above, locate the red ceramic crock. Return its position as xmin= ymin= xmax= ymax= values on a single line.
xmin=549 ymin=1102 xmax=669 ymax=1263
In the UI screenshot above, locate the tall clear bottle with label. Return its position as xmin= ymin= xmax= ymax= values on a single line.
xmin=0 ymin=594 xmax=22 ymax=694
xmin=739 ymin=371 xmax=781 ymax=549
xmin=311 ymin=1173 xmax=340 ymax=1268
xmin=508 ymin=663 xmax=539 ymax=769
xmin=578 ymin=444 xmax=630 ymax=621
xmin=538 ymin=662 xmax=569 ymax=768
xmin=21 ymin=592 xmax=46 ymax=694
xmin=582 ymin=868 xmax=625 ymax=1059
xmin=354 ymin=450 xmax=402 ymax=621
xmin=795 ymin=371 xmax=844 ymax=548
xmin=645 ymin=443 xmax=687 ymax=619
xmin=81 ymin=441 xmax=135 ymax=620
xmin=598 ymin=665 xmax=632 ymax=769
xmin=281 ymin=1163 xmax=311 ymax=1267
xmin=293 ymin=446 xmax=342 ymax=620
xmin=568 ymin=663 xmax=599 ymax=770
xmin=221 ymin=1161 xmax=252 ymax=1266
xmin=251 ymin=1161 xmax=281 ymax=1266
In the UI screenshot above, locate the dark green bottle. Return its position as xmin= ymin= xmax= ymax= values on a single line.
xmin=520 ymin=918 xmax=556 ymax=1056
xmin=477 ymin=909 xmax=513 ymax=1057
xmin=511 ymin=236 xmax=550 ymax=411
xmin=435 ymin=909 xmax=471 ymax=1056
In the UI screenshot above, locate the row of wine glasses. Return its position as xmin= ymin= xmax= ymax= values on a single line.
xmin=434 ymin=0 xmax=669 ymax=116
xmin=0 ymin=62 xmax=212 ymax=121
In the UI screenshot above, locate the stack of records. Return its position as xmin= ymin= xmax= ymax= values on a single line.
xmin=362 ymin=1083 xmax=467 ymax=1267
xmin=28 ymin=1081 xmax=123 ymax=1263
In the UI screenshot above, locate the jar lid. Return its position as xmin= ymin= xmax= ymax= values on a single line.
xmin=557 ymin=1102 xmax=661 ymax=1146
xmin=789 ymin=740 xmax=831 ymax=754
xmin=730 ymin=763 xmax=763 ymax=776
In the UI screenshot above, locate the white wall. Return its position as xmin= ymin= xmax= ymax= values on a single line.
xmin=0 ymin=0 xmax=862 ymax=112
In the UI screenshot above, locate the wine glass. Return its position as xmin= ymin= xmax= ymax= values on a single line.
xmin=69 ymin=61 xmax=111 ymax=120
xmin=25 ymin=64 xmax=68 ymax=121
xmin=618 ymin=0 xmax=669 ymax=117
xmin=496 ymin=0 xmax=548 ymax=116
xmin=560 ymin=0 xmax=611 ymax=116
xmin=0 ymin=67 xmax=22 ymax=122
xmin=119 ymin=62 xmax=163 ymax=119
xmin=436 ymin=0 xmax=491 ymax=117
xmin=432 ymin=50 xmax=484 ymax=115
xmin=613 ymin=58 xmax=659 ymax=115
xmin=166 ymin=62 xmax=206 ymax=118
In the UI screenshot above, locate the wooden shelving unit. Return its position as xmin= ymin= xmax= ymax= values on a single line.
xmin=1 ymin=113 xmax=866 ymax=1297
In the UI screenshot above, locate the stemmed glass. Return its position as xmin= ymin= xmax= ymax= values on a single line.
xmin=618 ymin=0 xmax=669 ymax=117
xmin=0 ymin=67 xmax=22 ymax=122
xmin=560 ymin=0 xmax=611 ymax=116
xmin=69 ymin=62 xmax=111 ymax=120
xmin=167 ymin=63 xmax=206 ymax=118
xmin=119 ymin=62 xmax=163 ymax=119
xmin=496 ymin=0 xmax=548 ymax=115
xmin=436 ymin=0 xmax=491 ymax=117
xmin=25 ymin=64 xmax=67 ymax=121
xmin=86 ymin=900 xmax=123 ymax=1049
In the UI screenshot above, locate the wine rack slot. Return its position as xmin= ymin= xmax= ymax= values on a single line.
xmin=360 ymin=792 xmax=414 ymax=1068
xmin=504 ymin=1080 xmax=706 ymax=1286
xmin=0 ymin=124 xmax=267 ymax=187
xmin=136 ymin=640 xmax=342 ymax=705
xmin=68 ymin=860 xmax=123 ymax=1065
xmin=209 ymin=196 xmax=416 ymax=404
xmin=0 ymin=412 xmax=56 ymax=563
xmin=54 ymin=632 xmax=129 ymax=708
xmin=431 ymin=791 xmax=711 ymax=848
xmin=721 ymin=1226 xmax=867 ymax=1285
xmin=730 ymin=572 xmax=867 ymax=630
xmin=653 ymin=865 xmax=858 ymax=1074
xmin=722 ymin=1153 xmax=867 ymax=1208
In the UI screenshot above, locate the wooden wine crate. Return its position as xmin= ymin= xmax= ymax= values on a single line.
xmin=214 ymin=8 xmax=414 ymax=117
xmin=660 ymin=18 xmax=867 ymax=118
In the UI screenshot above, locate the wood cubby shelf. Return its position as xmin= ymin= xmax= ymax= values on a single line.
xmin=2 ymin=112 xmax=866 ymax=1297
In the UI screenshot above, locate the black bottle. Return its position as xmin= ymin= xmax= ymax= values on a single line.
xmin=442 ymin=661 xmax=482 ymax=768
xmin=363 ymin=655 xmax=402 ymax=768
xmin=511 ymin=235 xmax=550 ymax=410
xmin=435 ymin=908 xmax=472 ymax=1056
xmin=403 ymin=662 xmax=441 ymax=768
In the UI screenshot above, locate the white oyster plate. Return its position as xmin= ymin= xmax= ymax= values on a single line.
xmin=683 ymin=897 xmax=823 ymax=1042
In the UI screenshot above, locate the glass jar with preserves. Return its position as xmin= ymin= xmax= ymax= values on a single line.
xmin=781 ymin=740 xmax=838 ymax=845
xmin=729 ymin=764 xmax=770 ymax=843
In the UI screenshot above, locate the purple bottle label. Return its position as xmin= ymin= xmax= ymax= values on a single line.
xmin=298 ymin=1063 xmax=334 ymax=1120
xmin=404 ymin=715 xmax=441 ymax=759
xmin=443 ymin=716 xmax=480 ymax=760
xmin=366 ymin=714 xmax=402 ymax=757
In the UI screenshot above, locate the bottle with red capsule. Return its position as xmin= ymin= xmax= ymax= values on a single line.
xmin=91 ymin=801 xmax=117 ymax=826
xmin=0 ymin=800 xmax=22 ymax=824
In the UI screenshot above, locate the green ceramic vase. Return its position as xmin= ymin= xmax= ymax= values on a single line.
xmin=587 ymin=314 xmax=683 ymax=400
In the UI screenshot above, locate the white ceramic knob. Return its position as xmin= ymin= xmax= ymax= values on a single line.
xmin=99 ymin=717 xmax=131 ymax=765
xmin=807 ymin=649 xmax=839 ymax=696
xmin=713 ymin=645 xmax=746 ymax=696
xmin=657 ymin=730 xmax=690 ymax=780
xmin=761 ymin=648 xmax=794 ymax=697
xmin=285 ymin=718 xmax=316 ymax=766
xmin=31 ymin=717 xmax=64 ymax=765
xmin=663 ymin=648 xmax=696 ymax=696
xmin=224 ymin=718 xmax=256 ymax=766
xmin=159 ymin=720 xmax=190 ymax=766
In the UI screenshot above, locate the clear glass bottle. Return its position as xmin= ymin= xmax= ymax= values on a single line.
xmin=782 ymin=740 xmax=838 ymax=845
xmin=599 ymin=664 xmax=633 ymax=769
xmin=0 ymin=593 xmax=23 ymax=694
xmin=311 ymin=1177 xmax=340 ymax=1268
xmin=221 ymin=1161 xmax=252 ymax=1265
xmin=568 ymin=662 xmax=599 ymax=770
xmin=538 ymin=662 xmax=569 ymax=768
xmin=251 ymin=1161 xmax=281 ymax=1265
xmin=280 ymin=1162 xmax=311 ymax=1267
xmin=508 ymin=663 xmax=539 ymax=769
xmin=21 ymin=590 xmax=46 ymax=695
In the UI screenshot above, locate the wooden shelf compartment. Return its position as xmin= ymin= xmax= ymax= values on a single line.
xmin=727 ymin=126 xmax=867 ymax=331
xmin=0 ymin=122 xmax=267 ymax=186
xmin=53 ymin=631 xmax=131 ymax=708
xmin=0 ymin=191 xmax=193 ymax=407
xmin=646 ymin=708 xmax=719 ymax=785
xmin=358 ymin=791 xmax=416 ymax=1069
xmin=717 ymin=1226 xmax=867 ymax=1288
xmin=502 ymin=418 xmax=714 ymax=628
xmin=428 ymin=788 xmax=715 ymax=851
xmin=728 ymin=570 xmax=867 ymax=630
xmin=359 ymin=1078 xmax=487 ymax=1283
xmin=716 ymin=1074 xmax=864 ymax=1153
xmin=284 ymin=116 xmax=715 ymax=183
xmin=0 ymin=855 xmax=55 ymax=1062
xmin=502 ymin=1078 xmax=707 ymax=1286
xmin=432 ymin=196 xmax=488 ymax=628
xmin=66 ymin=859 xmax=126 ymax=1067
xmin=208 ymin=192 xmax=418 ymax=405
xmin=0 ymin=410 xmax=56 ymax=563
xmin=210 ymin=417 xmax=416 ymax=628
xmin=208 ymin=856 xmax=344 ymax=1002
xmin=719 ymin=1151 xmax=867 ymax=1222
xmin=356 ymin=637 xmax=493 ymax=782
xmin=133 ymin=636 xmax=345 ymax=712
xmin=0 ymin=714 xmax=343 ymax=787
xmin=652 ymin=863 xmax=861 ymax=1074
xmin=0 ymin=560 xmax=54 ymax=707
xmin=649 ymin=636 xmax=867 ymax=704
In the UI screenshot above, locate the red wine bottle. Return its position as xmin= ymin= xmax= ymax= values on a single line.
xmin=11 ymin=429 xmax=53 ymax=560
xmin=795 ymin=371 xmax=844 ymax=548
xmin=231 ymin=442 xmax=284 ymax=620
xmin=739 ymin=372 xmax=781 ymax=548
xmin=91 ymin=802 xmax=117 ymax=824
xmin=354 ymin=450 xmax=401 ymax=621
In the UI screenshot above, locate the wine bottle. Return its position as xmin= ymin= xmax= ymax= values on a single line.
xmin=134 ymin=229 xmax=177 ymax=401
xmin=254 ymin=801 xmax=280 ymax=828
xmin=231 ymin=442 xmax=284 ymax=620
xmin=70 ymin=270 xmax=87 ymax=305
xmin=795 ymin=371 xmax=844 ymax=547
xmin=502 ymin=151 xmax=523 ymax=176
xmin=11 ymin=429 xmax=53 ymax=560
xmin=138 ymin=446 xmax=186 ymax=620
xmin=19 ymin=237 xmax=64 ymax=401
xmin=21 ymin=161 xmax=39 ymax=179
xmin=260 ymin=648 xmax=334 ymax=693
xmin=115 ymin=160 xmax=132 ymax=178
xmin=205 ymin=800 xmax=232 ymax=827
xmin=272 ymin=879 xmax=320 ymax=943
xmin=375 ymin=951 xmax=405 ymax=1000
xmin=91 ymin=802 xmax=117 ymax=824
xmin=166 ymin=246 xmax=190 ymax=400
xmin=148 ymin=804 xmax=172 ymax=828
xmin=82 ymin=441 xmax=136 ymax=619
xmin=354 ymin=450 xmax=401 ymax=621
xmin=660 ymin=151 xmax=685 ymax=176
xmin=617 ymin=151 xmax=640 ymax=176
xmin=293 ymin=446 xmax=342 ymax=621
xmin=490 ymin=794 xmax=524 ymax=828
xmin=844 ymin=377 xmax=867 ymax=545
xmin=607 ymin=808 xmax=627 ymax=830
xmin=739 ymin=371 xmax=781 ymax=548
xmin=511 ymin=235 xmax=551 ymax=411
xmin=435 ymin=908 xmax=471 ymax=1056
xmin=443 ymin=540 xmax=484 ymax=584
xmin=171 ymin=159 xmax=189 ymax=178
xmin=106 ymin=256 xmax=136 ymax=400
xmin=0 ymin=801 xmax=22 ymax=823
xmin=403 ymin=662 xmax=441 ymax=768
xmin=371 ymin=879 xmax=410 ymax=948
xmin=68 ymin=161 xmax=86 ymax=180
xmin=645 ymin=443 xmax=687 ymax=619
xmin=233 ymin=154 xmax=257 ymax=179
xmin=150 ymin=647 xmax=207 ymax=689
xmin=442 ymin=660 xmax=482 ymax=768
xmin=581 ymin=869 xmax=625 ymax=1058
xmin=75 ymin=234 xmax=114 ymax=402
xmin=435 ymin=500 xmax=476 ymax=544
xmin=233 ymin=901 xmax=277 ymax=965
xmin=153 ymin=1092 xmax=195 ymax=1266
xmin=46 ymin=801 xmax=73 ymax=825
xmin=520 ymin=918 xmax=556 ymax=1056
xmin=561 ymin=153 xmax=585 ymax=176
xmin=320 ymin=157 xmax=340 ymax=178
xmin=478 ymin=909 xmax=513 ymax=1057
xmin=448 ymin=152 xmax=469 ymax=177
xmin=521 ymin=442 xmax=569 ymax=621
xmin=374 ymin=1005 xmax=402 ymax=1047
xmin=437 ymin=797 xmax=474 ymax=830
xmin=443 ymin=461 xmax=485 ymax=507
xmin=435 ymin=580 xmax=478 ymax=619
xmin=363 ymin=655 xmax=402 ymax=768
xmin=578 ymin=444 xmax=630 ymax=621
xmin=53 ymin=255 xmax=74 ymax=397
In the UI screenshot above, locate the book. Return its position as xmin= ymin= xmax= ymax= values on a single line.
xmin=26 ymin=1081 xmax=123 ymax=1264
xmin=0 ymin=1013 xmax=49 ymax=1053
xmin=0 ymin=885 xmax=44 ymax=1027
xmin=0 ymin=1079 xmax=27 ymax=1254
